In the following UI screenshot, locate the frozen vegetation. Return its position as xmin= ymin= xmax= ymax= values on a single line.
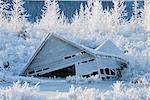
xmin=0 ymin=0 xmax=149 ymax=99
xmin=1 ymin=81 xmax=150 ymax=100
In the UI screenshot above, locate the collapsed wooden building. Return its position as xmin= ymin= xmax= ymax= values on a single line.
xmin=20 ymin=33 xmax=129 ymax=80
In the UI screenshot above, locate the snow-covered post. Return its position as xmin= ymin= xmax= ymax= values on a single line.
xmin=96 ymin=56 xmax=102 ymax=79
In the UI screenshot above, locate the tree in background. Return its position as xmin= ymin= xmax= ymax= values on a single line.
xmin=8 ymin=0 xmax=29 ymax=34
xmin=71 ymin=0 xmax=126 ymax=41
xmin=0 ymin=0 xmax=10 ymax=31
xmin=89 ymin=0 xmax=103 ymax=34
xmin=71 ymin=4 xmax=88 ymax=38
xmin=111 ymin=0 xmax=127 ymax=35
xmin=38 ymin=0 xmax=67 ymax=33
xmin=142 ymin=0 xmax=150 ymax=32
xmin=126 ymin=0 xmax=144 ymax=35
xmin=0 ymin=0 xmax=5 ymax=30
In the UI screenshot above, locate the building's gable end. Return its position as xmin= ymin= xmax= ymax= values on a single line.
xmin=22 ymin=34 xmax=96 ymax=76
xmin=95 ymin=40 xmax=123 ymax=56
xmin=20 ymin=34 xmax=51 ymax=75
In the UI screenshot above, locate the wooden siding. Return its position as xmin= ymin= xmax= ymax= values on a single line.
xmin=97 ymin=57 xmax=120 ymax=69
xmin=25 ymin=35 xmax=96 ymax=76
xmin=76 ymin=59 xmax=98 ymax=75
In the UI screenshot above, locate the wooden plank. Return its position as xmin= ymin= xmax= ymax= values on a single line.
xmin=34 ymin=47 xmax=80 ymax=61
xmin=27 ymin=56 xmax=97 ymax=76
xmin=29 ymin=52 xmax=94 ymax=69
xmin=28 ymin=49 xmax=83 ymax=69
xmin=76 ymin=60 xmax=98 ymax=75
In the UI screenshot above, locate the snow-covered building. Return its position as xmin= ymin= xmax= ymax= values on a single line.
xmin=20 ymin=33 xmax=129 ymax=80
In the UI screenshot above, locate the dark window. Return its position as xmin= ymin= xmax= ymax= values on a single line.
xmin=123 ymin=64 xmax=127 ymax=68
xmin=28 ymin=71 xmax=34 ymax=74
xmin=105 ymin=68 xmax=109 ymax=75
xmin=81 ymin=61 xmax=88 ymax=63
xmin=36 ymin=69 xmax=42 ymax=72
xmin=100 ymin=69 xmax=104 ymax=74
xmin=39 ymin=64 xmax=76 ymax=78
xmin=121 ymin=67 xmax=124 ymax=70
xmin=106 ymin=76 xmax=110 ymax=79
xmin=64 ymin=56 xmax=71 ymax=59
xmin=89 ymin=59 xmax=95 ymax=62
xmin=80 ymin=51 xmax=86 ymax=54
xmin=43 ymin=68 xmax=49 ymax=70
xmin=91 ymin=71 xmax=98 ymax=76
xmin=102 ymin=77 xmax=105 ymax=80
xmin=111 ymin=70 xmax=115 ymax=75
xmin=112 ymin=69 xmax=115 ymax=71
xmin=82 ymin=74 xmax=90 ymax=78
xmin=72 ymin=55 xmax=76 ymax=57
xmin=117 ymin=68 xmax=122 ymax=77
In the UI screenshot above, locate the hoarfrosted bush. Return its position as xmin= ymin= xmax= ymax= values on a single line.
xmin=55 ymin=81 xmax=150 ymax=100
xmin=0 ymin=81 xmax=46 ymax=100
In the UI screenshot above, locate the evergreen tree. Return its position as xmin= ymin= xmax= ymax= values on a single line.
xmin=38 ymin=0 xmax=61 ymax=33
xmin=0 ymin=0 xmax=10 ymax=31
xmin=90 ymin=0 xmax=104 ymax=34
xmin=128 ymin=0 xmax=143 ymax=34
xmin=111 ymin=0 xmax=127 ymax=34
xmin=0 ymin=0 xmax=5 ymax=29
xmin=9 ymin=0 xmax=29 ymax=33
xmin=71 ymin=10 xmax=80 ymax=34
xmin=142 ymin=0 xmax=150 ymax=31
xmin=58 ymin=11 xmax=69 ymax=33
xmin=71 ymin=3 xmax=89 ymax=38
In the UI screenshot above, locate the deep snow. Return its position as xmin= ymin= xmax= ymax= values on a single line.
xmin=0 ymin=0 xmax=150 ymax=99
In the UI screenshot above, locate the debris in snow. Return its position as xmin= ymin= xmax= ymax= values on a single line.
xmin=66 ymin=75 xmax=103 ymax=84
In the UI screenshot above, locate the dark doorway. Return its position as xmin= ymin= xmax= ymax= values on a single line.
xmin=39 ymin=64 xmax=76 ymax=78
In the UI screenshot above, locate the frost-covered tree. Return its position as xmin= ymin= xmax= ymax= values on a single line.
xmin=71 ymin=4 xmax=88 ymax=37
xmin=0 ymin=0 xmax=5 ymax=28
xmin=142 ymin=1 xmax=150 ymax=31
xmin=56 ymin=11 xmax=69 ymax=34
xmin=38 ymin=0 xmax=62 ymax=33
xmin=127 ymin=0 xmax=143 ymax=35
xmin=8 ymin=0 xmax=29 ymax=33
xmin=111 ymin=0 xmax=127 ymax=34
xmin=0 ymin=0 xmax=10 ymax=31
xmin=90 ymin=0 xmax=104 ymax=33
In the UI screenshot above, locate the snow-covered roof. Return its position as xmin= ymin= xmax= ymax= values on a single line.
xmin=95 ymin=40 xmax=124 ymax=56
xmin=20 ymin=33 xmax=129 ymax=75
xmin=20 ymin=33 xmax=98 ymax=75
xmin=52 ymin=34 xmax=97 ymax=57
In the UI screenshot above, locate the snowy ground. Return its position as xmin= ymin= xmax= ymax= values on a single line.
xmin=40 ymin=79 xmax=114 ymax=92
xmin=0 ymin=0 xmax=150 ymax=99
xmin=0 ymin=77 xmax=114 ymax=92
xmin=38 ymin=79 xmax=115 ymax=98
xmin=0 ymin=76 xmax=115 ymax=98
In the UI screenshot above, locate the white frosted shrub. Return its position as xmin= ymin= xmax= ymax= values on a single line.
xmin=0 ymin=81 xmax=45 ymax=100
xmin=54 ymin=81 xmax=150 ymax=100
